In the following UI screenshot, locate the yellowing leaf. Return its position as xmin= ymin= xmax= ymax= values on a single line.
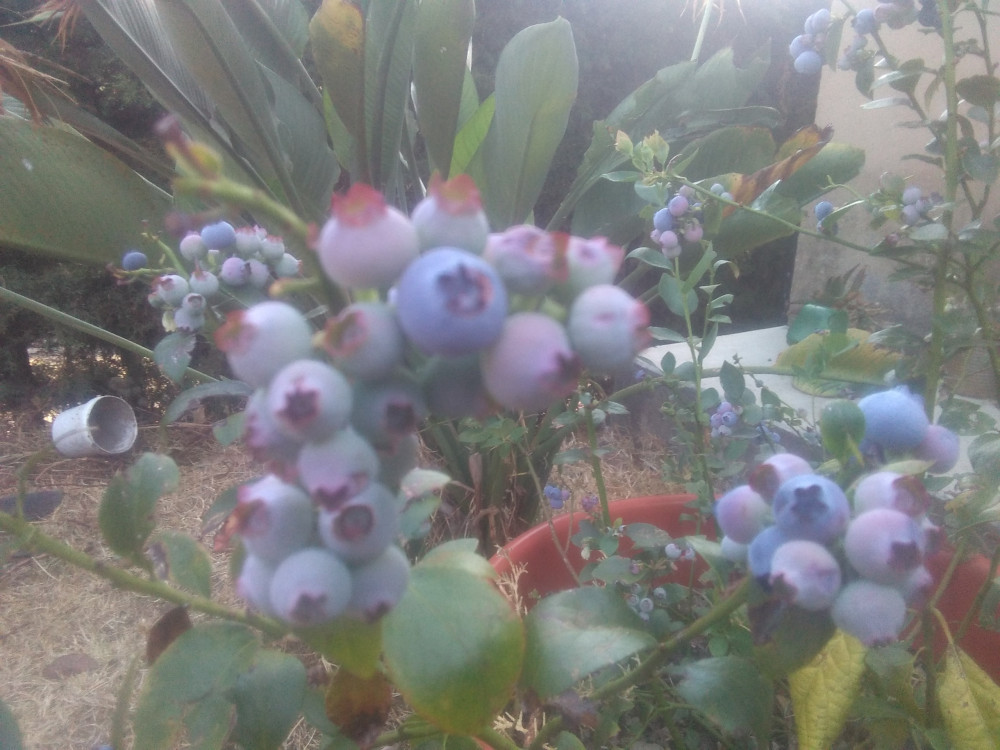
xmin=788 ymin=630 xmax=867 ymax=750
xmin=938 ymin=644 xmax=1000 ymax=750
xmin=309 ymin=0 xmax=365 ymax=140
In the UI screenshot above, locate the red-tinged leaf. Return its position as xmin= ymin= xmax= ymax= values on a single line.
xmin=325 ymin=669 xmax=393 ymax=748
xmin=146 ymin=605 xmax=192 ymax=665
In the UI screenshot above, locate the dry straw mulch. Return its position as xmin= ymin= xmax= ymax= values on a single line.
xmin=0 ymin=407 xmax=671 ymax=750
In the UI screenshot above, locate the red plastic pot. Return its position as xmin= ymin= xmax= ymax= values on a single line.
xmin=923 ymin=548 xmax=1000 ymax=683
xmin=489 ymin=494 xmax=709 ymax=608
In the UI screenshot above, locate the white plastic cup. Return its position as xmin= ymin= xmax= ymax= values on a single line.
xmin=51 ymin=396 xmax=138 ymax=457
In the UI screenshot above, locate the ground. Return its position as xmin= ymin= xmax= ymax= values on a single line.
xmin=0 ymin=403 xmax=671 ymax=750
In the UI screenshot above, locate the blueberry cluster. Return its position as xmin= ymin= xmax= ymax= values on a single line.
xmin=218 ymin=175 xmax=653 ymax=626
xmin=650 ymin=185 xmax=708 ymax=259
xmin=123 ymin=221 xmax=302 ymax=334
xmin=709 ymin=400 xmax=741 ymax=438
xmin=899 ymin=184 xmax=939 ymax=227
xmin=544 ymin=484 xmax=571 ymax=510
xmin=788 ymin=8 xmax=831 ymax=76
xmin=713 ymin=388 xmax=960 ymax=646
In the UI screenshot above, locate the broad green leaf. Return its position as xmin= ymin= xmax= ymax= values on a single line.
xmin=672 ymin=655 xmax=774 ymax=740
xmin=0 ymin=699 xmax=23 ymax=750
xmin=149 ymin=530 xmax=213 ymax=597
xmin=450 ymin=93 xmax=494 ymax=179
xmin=788 ymin=630 xmax=867 ymax=750
xmin=418 ymin=538 xmax=497 ymax=579
xmin=383 ymin=565 xmax=523 ymax=734
xmin=154 ymin=0 xmax=302 ymax=210
xmin=819 ymin=400 xmax=866 ymax=465
xmin=213 ymin=412 xmax=245 ymax=446
xmin=224 ymin=0 xmax=315 ymax=82
xmin=134 ymin=623 xmax=259 ymax=750
xmin=99 ymin=453 xmax=180 ymax=566
xmin=674 ymin=127 xmax=776 ymax=182
xmin=481 ymin=18 xmax=578 ymax=228
xmin=937 ymin=644 xmax=1000 ymax=750
xmin=522 ymin=587 xmax=655 ymax=700
xmin=0 ymin=118 xmax=170 ymax=265
xmin=628 ymin=245 xmax=676 ymax=271
xmin=957 ymin=75 xmax=1000 ymax=108
xmin=589 ymin=555 xmax=644 ymax=585
xmin=658 ymin=273 xmax=698 ymax=317
xmin=775 ymin=329 xmax=901 ymax=393
xmin=298 ymin=618 xmax=383 ymax=680
xmin=711 ymin=183 xmax=802 ymax=259
xmin=231 ymin=649 xmax=308 ymax=750
xmin=163 ymin=380 xmax=253 ymax=424
xmin=568 ymin=178 xmax=647 ymax=243
xmin=775 ymin=141 xmax=866 ymax=205
xmin=363 ymin=0 xmax=417 ymax=193
xmin=720 ymin=361 xmax=746 ymax=401
xmin=412 ymin=0 xmax=474 ymax=174
xmin=309 ymin=0 xmax=366 ymax=143
xmin=154 ymin=332 xmax=196 ymax=383
xmin=751 ymin=601 xmax=836 ymax=678
xmin=624 ymin=522 xmax=676 ymax=549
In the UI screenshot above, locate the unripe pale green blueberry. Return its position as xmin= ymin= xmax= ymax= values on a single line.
xmin=297 ymin=427 xmax=380 ymax=510
xmin=567 ymin=284 xmax=651 ymax=374
xmin=155 ymin=275 xmax=190 ymax=306
xmin=768 ymin=539 xmax=842 ymax=611
xmin=347 ymin=544 xmax=411 ymax=621
xmin=319 ymin=302 xmax=405 ymax=380
xmin=318 ymin=482 xmax=399 ymax=564
xmin=748 ymin=452 xmax=813 ymax=502
xmin=411 ymin=173 xmax=490 ymax=254
xmin=266 ymin=359 xmax=353 ymax=443
xmin=234 ymin=474 xmax=315 ymax=563
xmin=214 ymin=301 xmax=314 ymax=388
xmin=832 ymin=579 xmax=907 ymax=646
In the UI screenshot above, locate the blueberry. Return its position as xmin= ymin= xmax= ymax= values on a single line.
xmin=236 ymin=554 xmax=276 ymax=615
xmin=832 ymin=580 xmax=907 ymax=646
xmin=653 ymin=207 xmax=675 ymax=233
xmin=747 ymin=524 xmax=792 ymax=579
xmin=483 ymin=225 xmax=563 ymax=296
xmin=350 ymin=375 xmax=427 ymax=451
xmin=297 ymin=427 xmax=380 ymax=510
xmin=219 ymin=256 xmax=250 ymax=287
xmin=200 ymin=220 xmax=237 ymax=250
xmin=214 ymin=301 xmax=314 ymax=388
xmin=914 ymin=424 xmax=960 ymax=474
xmin=567 ymin=285 xmax=651 ymax=375
xmin=348 ymin=544 xmax=411 ymax=622
xmin=854 ymin=8 xmax=879 ymax=34
xmin=316 ymin=183 xmax=418 ymax=290
xmin=794 ymin=50 xmax=824 ymax=76
xmin=714 ymin=485 xmax=771 ymax=544
xmin=421 ymin=354 xmax=492 ymax=420
xmin=269 ymin=547 xmax=353 ymax=625
xmin=858 ymin=387 xmax=930 ymax=454
xmin=318 ymin=482 xmax=399 ymax=564
xmin=155 ymin=274 xmax=190 ymax=306
xmin=562 ymin=235 xmax=624 ymax=296
xmin=814 ymin=201 xmax=834 ymax=222
xmin=233 ymin=475 xmax=315 ymax=563
xmin=411 ymin=173 xmax=490 ymax=254
xmin=121 ymin=250 xmax=148 ymax=271
xmin=768 ymin=539 xmax=842 ymax=611
xmin=320 ymin=302 xmax=406 ymax=381
xmin=179 ymin=232 xmax=208 ymax=262
xmin=844 ymin=508 xmax=925 ymax=585
xmin=188 ymin=268 xmax=220 ymax=297
xmin=667 ymin=194 xmax=689 ymax=217
xmin=480 ymin=312 xmax=581 ymax=413
xmin=852 ymin=471 xmax=931 ymax=517
xmin=395 ymin=247 xmax=508 ymax=356
xmin=266 ymin=359 xmax=353 ymax=443
xmin=748 ymin=452 xmax=813 ymax=502
xmin=772 ymin=474 xmax=850 ymax=544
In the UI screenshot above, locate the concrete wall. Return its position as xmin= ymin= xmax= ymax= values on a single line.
xmin=789 ymin=2 xmax=999 ymax=335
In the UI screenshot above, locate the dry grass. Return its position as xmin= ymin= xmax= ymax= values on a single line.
xmin=0 ymin=406 xmax=671 ymax=750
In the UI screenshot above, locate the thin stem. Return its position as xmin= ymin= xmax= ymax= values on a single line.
xmin=585 ymin=406 xmax=612 ymax=528
xmin=690 ymin=0 xmax=715 ymax=63
xmin=0 ymin=509 xmax=286 ymax=638
xmin=0 ymin=285 xmax=216 ymax=384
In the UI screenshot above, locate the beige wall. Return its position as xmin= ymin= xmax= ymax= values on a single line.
xmin=790 ymin=2 xmax=1000 ymax=333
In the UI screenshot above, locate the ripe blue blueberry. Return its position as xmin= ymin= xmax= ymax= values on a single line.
xmin=394 ymin=247 xmax=508 ymax=356
xmin=858 ymin=387 xmax=930 ymax=455
xmin=220 ymin=256 xmax=250 ymax=287
xmin=772 ymin=474 xmax=850 ymax=544
xmin=914 ymin=424 xmax=960 ymax=474
xmin=814 ymin=201 xmax=834 ymax=222
xmin=242 ymin=388 xmax=303 ymax=470
xmin=854 ymin=8 xmax=879 ymax=34
xmin=268 ymin=547 xmax=353 ymax=625
xmin=653 ymin=207 xmax=675 ymax=233
xmin=747 ymin=524 xmax=792 ymax=579
xmin=667 ymin=195 xmax=689 ymax=217
xmin=236 ymin=554 xmax=276 ymax=615
xmin=794 ymin=50 xmax=824 ymax=76
xmin=122 ymin=250 xmax=148 ymax=271
xmin=200 ymin=220 xmax=237 ymax=250
xmin=297 ymin=427 xmax=380 ymax=510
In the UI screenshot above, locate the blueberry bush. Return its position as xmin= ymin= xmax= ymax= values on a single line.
xmin=2 ymin=1 xmax=1000 ymax=749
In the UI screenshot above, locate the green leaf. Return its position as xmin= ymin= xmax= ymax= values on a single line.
xmin=450 ymin=93 xmax=494 ymax=179
xmin=909 ymin=223 xmax=950 ymax=242
xmin=481 ymin=18 xmax=578 ymax=228
xmin=719 ymin=361 xmax=746 ymax=402
xmin=99 ymin=453 xmax=180 ymax=566
xmin=154 ymin=332 xmax=197 ymax=384
xmin=412 ymin=0 xmax=475 ymax=174
xmin=383 ymin=565 xmax=524 ymax=734
xmin=957 ymin=75 xmax=1000 ymax=108
xmin=674 ymin=126 xmax=776 ymax=181
xmin=658 ymin=273 xmax=698 ymax=317
xmin=134 ymin=623 xmax=259 ymax=750
xmin=154 ymin=0 xmax=303 ymax=212
xmin=0 ymin=118 xmax=170 ymax=265
xmin=672 ymin=656 xmax=774 ymax=740
xmin=231 ymin=649 xmax=308 ymax=750
xmin=418 ymin=538 xmax=497 ymax=579
xmin=0 ymin=699 xmax=23 ymax=750
xmin=522 ymin=587 xmax=655 ymax=700
xmin=363 ymin=0 xmax=418 ymax=191
xmin=149 ymin=530 xmax=213 ymax=598
xmin=937 ymin=644 xmax=1000 ymax=750
xmin=164 ymin=380 xmax=253 ymax=424
xmin=297 ymin=618 xmax=383 ymax=680
xmin=624 ymin=522 xmax=676 ymax=549
xmin=788 ymin=630 xmax=867 ymax=750
xmin=213 ymin=412 xmax=245 ymax=447
xmin=819 ymin=400 xmax=866 ymax=465
xmin=589 ymin=555 xmax=643 ymax=585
